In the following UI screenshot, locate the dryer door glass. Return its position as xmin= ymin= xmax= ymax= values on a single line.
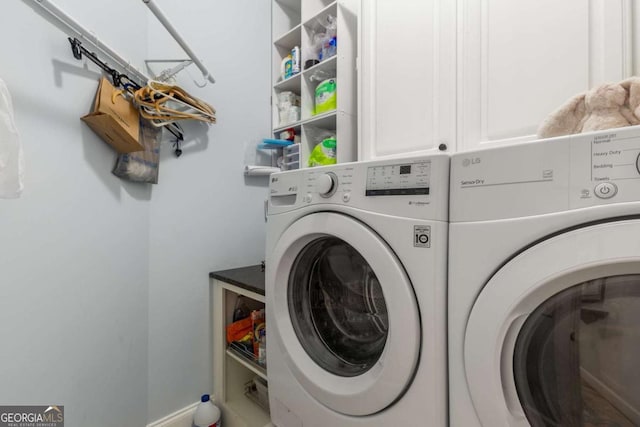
xmin=513 ymin=274 xmax=640 ymax=427
xmin=288 ymin=236 xmax=388 ymax=377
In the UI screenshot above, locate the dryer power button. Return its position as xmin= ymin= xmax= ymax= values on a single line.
xmin=594 ymin=182 xmax=617 ymax=199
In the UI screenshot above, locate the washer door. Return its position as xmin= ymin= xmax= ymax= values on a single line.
xmin=269 ymin=212 xmax=421 ymax=416
xmin=464 ymin=220 xmax=640 ymax=426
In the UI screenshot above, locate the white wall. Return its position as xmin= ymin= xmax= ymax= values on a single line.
xmin=0 ymin=1 xmax=270 ymax=425
xmin=145 ymin=1 xmax=271 ymax=422
xmin=0 ymin=1 xmax=150 ymax=426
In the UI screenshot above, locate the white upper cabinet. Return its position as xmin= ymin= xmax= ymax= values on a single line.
xmin=457 ymin=0 xmax=634 ymax=151
xmin=359 ymin=0 xmax=456 ymax=159
xmin=359 ymin=0 xmax=635 ymax=158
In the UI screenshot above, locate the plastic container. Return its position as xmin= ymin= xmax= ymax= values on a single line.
xmin=283 ymin=144 xmax=300 ymax=168
xmin=283 ymin=143 xmax=299 ymax=155
xmin=308 ymin=137 xmax=337 ymax=167
xmin=291 ymin=46 xmax=301 ymax=75
xmin=314 ymin=78 xmax=337 ymax=115
xmin=282 ymin=160 xmax=299 ymax=171
xmin=280 ymin=55 xmax=293 ymax=80
xmin=193 ymin=394 xmax=221 ymax=427
xmin=285 ymin=152 xmax=300 ymax=163
xmin=322 ymin=36 xmax=337 ymax=60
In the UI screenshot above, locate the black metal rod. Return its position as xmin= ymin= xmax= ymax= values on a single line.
xmin=68 ymin=37 xmax=142 ymax=90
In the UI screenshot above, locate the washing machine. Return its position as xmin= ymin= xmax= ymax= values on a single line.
xmin=448 ymin=126 xmax=640 ymax=427
xmin=265 ymin=155 xmax=449 ymax=427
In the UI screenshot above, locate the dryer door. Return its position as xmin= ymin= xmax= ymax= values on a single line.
xmin=464 ymin=219 xmax=640 ymax=427
xmin=268 ymin=212 xmax=421 ymax=416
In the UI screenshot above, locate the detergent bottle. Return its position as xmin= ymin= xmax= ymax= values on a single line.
xmin=193 ymin=394 xmax=221 ymax=427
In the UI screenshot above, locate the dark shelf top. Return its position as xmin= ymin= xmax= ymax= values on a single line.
xmin=209 ymin=264 xmax=265 ymax=296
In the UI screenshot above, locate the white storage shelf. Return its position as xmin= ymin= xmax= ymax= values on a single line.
xmin=273 ymin=0 xmax=301 ymax=39
xmin=302 ymin=0 xmax=336 ymax=21
xmin=226 ymin=347 xmax=267 ymax=381
xmin=273 ymin=72 xmax=301 ymax=93
xmin=272 ymin=0 xmax=358 ymax=169
xmin=211 ymin=269 xmax=271 ymax=427
xmin=273 ymin=25 xmax=301 ymax=53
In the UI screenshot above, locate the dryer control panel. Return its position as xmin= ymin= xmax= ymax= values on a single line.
xmin=567 ymin=127 xmax=640 ymax=210
xmin=450 ymin=125 xmax=640 ymax=222
xmin=572 ymin=130 xmax=640 ymax=205
xmin=268 ymin=154 xmax=449 ymax=221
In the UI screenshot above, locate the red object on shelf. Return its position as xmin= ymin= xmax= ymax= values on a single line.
xmin=226 ymin=317 xmax=252 ymax=344
xmin=279 ymin=127 xmax=296 ymax=141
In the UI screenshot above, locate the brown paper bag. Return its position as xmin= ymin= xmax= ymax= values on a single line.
xmin=81 ymin=77 xmax=143 ymax=153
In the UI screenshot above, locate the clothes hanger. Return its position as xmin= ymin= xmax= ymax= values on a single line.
xmin=134 ymin=80 xmax=216 ymax=125
xmin=68 ymin=38 xmax=195 ymax=158
xmin=69 ymin=39 xmax=216 ymax=127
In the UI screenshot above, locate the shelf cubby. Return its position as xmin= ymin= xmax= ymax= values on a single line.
xmin=272 ymin=0 xmax=358 ymax=169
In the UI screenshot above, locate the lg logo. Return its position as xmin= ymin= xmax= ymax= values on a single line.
xmin=462 ymin=157 xmax=481 ymax=167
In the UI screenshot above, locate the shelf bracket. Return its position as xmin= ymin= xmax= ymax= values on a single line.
xmin=142 ymin=0 xmax=216 ymax=85
xmin=144 ymin=59 xmax=193 ymax=83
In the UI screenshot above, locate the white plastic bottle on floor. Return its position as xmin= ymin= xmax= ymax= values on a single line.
xmin=193 ymin=394 xmax=221 ymax=427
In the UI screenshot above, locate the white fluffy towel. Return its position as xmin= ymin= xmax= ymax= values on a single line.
xmin=0 ymin=77 xmax=24 ymax=198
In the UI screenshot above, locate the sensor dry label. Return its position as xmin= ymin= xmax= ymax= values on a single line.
xmin=414 ymin=226 xmax=431 ymax=248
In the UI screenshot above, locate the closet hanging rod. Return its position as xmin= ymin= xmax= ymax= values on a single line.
xmin=142 ymin=0 xmax=216 ymax=84
xmin=25 ymin=0 xmax=149 ymax=85
xmin=68 ymin=38 xmax=142 ymax=90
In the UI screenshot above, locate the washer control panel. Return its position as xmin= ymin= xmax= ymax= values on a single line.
xmin=268 ymin=154 xmax=449 ymax=222
xmin=304 ymin=166 xmax=355 ymax=202
xmin=365 ymin=161 xmax=431 ymax=196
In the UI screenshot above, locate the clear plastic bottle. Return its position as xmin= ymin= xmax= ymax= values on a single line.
xmin=193 ymin=394 xmax=221 ymax=427
xmin=291 ymin=46 xmax=301 ymax=75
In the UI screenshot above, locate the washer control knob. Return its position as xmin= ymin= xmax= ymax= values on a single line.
xmin=594 ymin=182 xmax=618 ymax=199
xmin=317 ymin=172 xmax=338 ymax=197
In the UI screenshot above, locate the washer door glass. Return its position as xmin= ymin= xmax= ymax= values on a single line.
xmin=269 ymin=212 xmax=422 ymax=416
xmin=288 ymin=237 xmax=388 ymax=377
xmin=514 ymin=274 xmax=640 ymax=427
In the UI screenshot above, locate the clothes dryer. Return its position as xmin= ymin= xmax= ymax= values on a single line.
xmin=449 ymin=127 xmax=640 ymax=427
xmin=266 ymin=155 xmax=449 ymax=427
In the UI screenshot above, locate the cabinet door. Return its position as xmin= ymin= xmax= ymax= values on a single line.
xmin=359 ymin=0 xmax=456 ymax=160
xmin=458 ymin=0 xmax=634 ymax=151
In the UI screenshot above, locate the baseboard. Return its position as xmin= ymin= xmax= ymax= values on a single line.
xmin=147 ymin=402 xmax=199 ymax=427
